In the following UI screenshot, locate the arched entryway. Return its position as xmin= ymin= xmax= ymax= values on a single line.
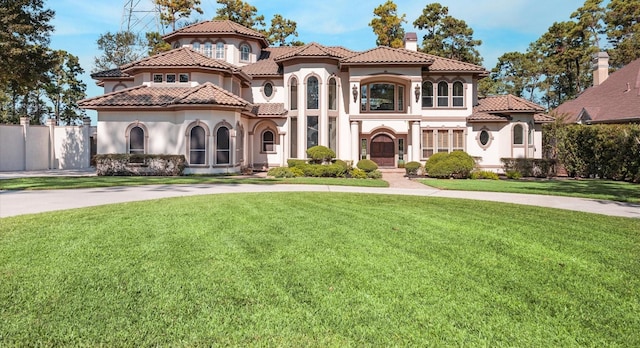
xmin=370 ymin=134 xmax=395 ymax=167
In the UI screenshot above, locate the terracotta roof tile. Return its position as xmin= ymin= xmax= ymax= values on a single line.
xmin=250 ymin=103 xmax=287 ymax=117
xmin=469 ymin=94 xmax=552 ymax=123
xmin=555 ymin=57 xmax=640 ymax=123
xmin=241 ymin=47 xmax=296 ymax=77
xmin=120 ymin=47 xmax=240 ymax=72
xmin=275 ymin=43 xmax=349 ymax=62
xmin=79 ymin=83 xmax=250 ymax=109
xmin=420 ymin=53 xmax=487 ymax=73
xmin=90 ymin=68 xmax=132 ymax=79
xmin=163 ymin=20 xmax=268 ymax=46
xmin=341 ymin=46 xmax=433 ymax=65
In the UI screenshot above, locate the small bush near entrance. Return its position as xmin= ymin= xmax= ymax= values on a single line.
xmin=405 ymin=161 xmax=422 ymax=176
xmin=357 ymin=159 xmax=379 ymax=172
xmin=306 ymin=145 xmax=336 ymax=164
xmin=425 ymin=151 xmax=475 ymax=178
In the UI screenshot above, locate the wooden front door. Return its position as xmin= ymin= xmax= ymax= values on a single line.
xmin=370 ymin=134 xmax=395 ymax=167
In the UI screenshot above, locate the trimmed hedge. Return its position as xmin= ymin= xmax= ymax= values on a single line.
xmin=95 ymin=154 xmax=186 ymax=176
xmin=404 ymin=161 xmax=422 ymax=176
xmin=500 ymin=158 xmax=556 ymax=178
xmin=356 ymin=159 xmax=378 ymax=172
xmin=425 ymin=151 xmax=475 ymax=178
xmin=306 ymin=145 xmax=336 ymax=164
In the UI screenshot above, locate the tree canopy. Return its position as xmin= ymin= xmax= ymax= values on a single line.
xmin=369 ymin=1 xmax=406 ymax=48
xmin=155 ymin=0 xmax=204 ymax=32
xmin=93 ymin=31 xmax=145 ymax=73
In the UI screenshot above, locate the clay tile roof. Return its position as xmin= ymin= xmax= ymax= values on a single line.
xmin=78 ymin=83 xmax=250 ymax=109
xmin=241 ymin=47 xmax=297 ymax=77
xmin=421 ymin=53 xmax=487 ymax=73
xmin=469 ymin=94 xmax=552 ymax=123
xmin=341 ymin=46 xmax=433 ymax=65
xmin=250 ymin=103 xmax=287 ymax=117
xmin=90 ymin=68 xmax=132 ymax=79
xmin=120 ymin=47 xmax=240 ymax=73
xmin=555 ymin=57 xmax=640 ymax=123
xmin=275 ymin=42 xmax=348 ymax=62
xmin=163 ymin=20 xmax=268 ymax=47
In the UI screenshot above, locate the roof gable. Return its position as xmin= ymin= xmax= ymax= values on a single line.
xmin=163 ymin=20 xmax=268 ymax=47
xmin=469 ymin=94 xmax=552 ymax=124
xmin=274 ymin=42 xmax=349 ymax=62
xmin=340 ymin=46 xmax=434 ymax=66
xmin=120 ymin=47 xmax=239 ymax=72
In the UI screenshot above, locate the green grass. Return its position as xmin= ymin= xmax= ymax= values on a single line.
xmin=0 ymin=175 xmax=388 ymax=190
xmin=419 ymin=178 xmax=640 ymax=203
xmin=1 ymin=193 xmax=638 ymax=346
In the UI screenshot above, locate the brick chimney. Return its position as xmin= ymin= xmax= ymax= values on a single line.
xmin=592 ymin=52 xmax=609 ymax=86
xmin=404 ymin=32 xmax=417 ymax=51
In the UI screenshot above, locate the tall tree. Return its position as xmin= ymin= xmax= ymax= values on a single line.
xmin=155 ymin=0 xmax=203 ymax=32
xmin=45 ymin=50 xmax=87 ymax=125
xmin=0 ymin=0 xmax=55 ymax=123
xmin=605 ymin=0 xmax=640 ymax=68
xmin=369 ymin=1 xmax=407 ymax=48
xmin=491 ymin=51 xmax=543 ymax=101
xmin=570 ymin=0 xmax=605 ymax=49
xmin=214 ymin=0 xmax=265 ymax=29
xmin=413 ymin=3 xmax=483 ymax=65
xmin=146 ymin=32 xmax=172 ymax=56
xmin=93 ymin=31 xmax=145 ymax=72
xmin=266 ymin=14 xmax=301 ymax=46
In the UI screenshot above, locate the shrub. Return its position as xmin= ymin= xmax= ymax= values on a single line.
xmin=501 ymin=158 xmax=556 ymax=178
xmin=356 ymin=159 xmax=378 ymax=172
xmin=289 ymin=167 xmax=304 ymax=177
xmin=268 ymin=167 xmax=296 ymax=178
xmin=333 ymin=159 xmax=351 ymax=172
xmin=506 ymin=170 xmax=522 ymax=179
xmin=367 ymin=170 xmax=382 ymax=179
xmin=470 ymin=170 xmax=500 ymax=180
xmin=425 ymin=151 xmax=474 ymax=178
xmin=405 ymin=161 xmax=422 ymax=176
xmin=349 ymin=168 xmax=368 ymax=179
xmin=306 ymin=145 xmax=335 ymax=164
xmin=95 ymin=154 xmax=186 ymax=176
xmin=287 ymin=159 xmax=307 ymax=168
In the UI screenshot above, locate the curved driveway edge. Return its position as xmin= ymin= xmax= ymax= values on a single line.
xmin=1 ymin=184 xmax=639 ymax=219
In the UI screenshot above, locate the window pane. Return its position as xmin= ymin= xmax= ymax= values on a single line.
xmin=329 ymin=117 xmax=337 ymax=151
xmin=192 ymin=42 xmax=200 ymax=52
xmin=264 ymin=83 xmax=273 ymax=97
xmin=290 ymin=79 xmax=298 ymax=110
xmin=480 ymin=130 xmax=490 ymax=146
xmin=369 ymin=83 xmax=395 ymax=111
xmin=438 ymin=130 xmax=449 ymax=152
xmin=513 ymin=125 xmax=524 ymax=145
xmin=453 ymin=81 xmax=464 ymax=107
xmin=153 ymin=74 xmax=163 ymax=83
xmin=328 ymin=78 xmax=337 ymax=110
xmin=437 ymin=82 xmax=448 ymax=107
xmin=262 ymin=130 xmax=274 ymax=152
xmin=361 ymin=85 xmax=367 ymax=111
xmin=204 ymin=42 xmax=212 ymax=57
xmin=216 ymin=127 xmax=230 ymax=164
xmin=307 ymin=76 xmax=318 ymax=109
xmin=453 ymin=130 xmax=464 ymax=150
xmin=215 ymin=42 xmax=224 ymax=59
xmin=129 ymin=126 xmax=144 ymax=154
xmin=241 ymin=44 xmax=250 ymax=61
xmin=307 ymin=116 xmax=318 ymax=149
xmin=166 ymin=74 xmax=176 ymax=83
xmin=422 ymin=130 xmax=434 ymax=158
xmin=290 ymin=117 xmax=298 ymax=157
xmin=190 ymin=126 xmax=206 ymax=164
xmin=398 ymin=86 xmax=404 ymax=111
xmin=422 ymin=81 xmax=433 ymax=107
xmin=179 ymin=74 xmax=189 ymax=83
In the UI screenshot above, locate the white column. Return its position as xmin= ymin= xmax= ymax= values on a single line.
xmin=411 ymin=121 xmax=421 ymax=162
xmin=279 ymin=131 xmax=286 ymax=166
xmin=350 ymin=121 xmax=359 ymax=164
xmin=248 ymin=132 xmax=254 ymax=168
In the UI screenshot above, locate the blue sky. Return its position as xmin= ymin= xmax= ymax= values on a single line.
xmin=49 ymin=0 xmax=586 ymax=123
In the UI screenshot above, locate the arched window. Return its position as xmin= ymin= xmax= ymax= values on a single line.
xmin=513 ymin=124 xmax=524 ymax=145
xmin=216 ymin=126 xmax=230 ymax=164
xmin=262 ymin=130 xmax=275 ymax=152
xmin=307 ymin=76 xmax=319 ymax=109
xmin=204 ymin=42 xmax=212 ymax=58
xmin=129 ymin=126 xmax=145 ymax=154
xmin=437 ymin=81 xmax=449 ymax=107
xmin=192 ymin=42 xmax=201 ymax=53
xmin=215 ymin=42 xmax=225 ymax=59
xmin=290 ymin=77 xmax=298 ymax=110
xmin=190 ymin=126 xmax=206 ymax=164
xmin=453 ymin=81 xmax=464 ymax=107
xmin=328 ymin=77 xmax=337 ymax=110
xmin=422 ymin=81 xmax=434 ymax=108
xmin=240 ymin=44 xmax=250 ymax=61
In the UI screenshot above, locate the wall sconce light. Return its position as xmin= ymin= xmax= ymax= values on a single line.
xmin=352 ymin=85 xmax=358 ymax=103
xmin=414 ymin=85 xmax=420 ymax=103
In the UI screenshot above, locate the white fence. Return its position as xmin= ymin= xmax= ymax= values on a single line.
xmin=0 ymin=117 xmax=95 ymax=171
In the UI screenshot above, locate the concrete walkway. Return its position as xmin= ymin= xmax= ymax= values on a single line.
xmin=0 ymin=169 xmax=638 ymax=219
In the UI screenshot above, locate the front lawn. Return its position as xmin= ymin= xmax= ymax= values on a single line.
xmin=0 ymin=175 xmax=388 ymax=190
xmin=419 ymin=178 xmax=640 ymax=203
xmin=1 ymin=193 xmax=638 ymax=346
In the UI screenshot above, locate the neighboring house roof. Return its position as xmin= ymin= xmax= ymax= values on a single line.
xmin=555 ymin=57 xmax=640 ymax=123
xmin=163 ymin=20 xmax=269 ymax=47
xmin=468 ymin=94 xmax=553 ymax=123
xmin=78 ymin=82 xmax=250 ymax=109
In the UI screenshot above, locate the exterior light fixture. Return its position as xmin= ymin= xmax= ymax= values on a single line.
xmin=352 ymin=85 xmax=358 ymax=103
xmin=414 ymin=85 xmax=420 ymax=102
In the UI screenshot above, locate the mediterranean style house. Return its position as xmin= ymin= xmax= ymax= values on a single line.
xmin=556 ymin=53 xmax=640 ymax=124
xmin=79 ymin=20 xmax=553 ymax=174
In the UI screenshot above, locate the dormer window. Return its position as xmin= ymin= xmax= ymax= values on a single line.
xmin=215 ymin=42 xmax=225 ymax=59
xmin=204 ymin=42 xmax=212 ymax=58
xmin=240 ymin=44 xmax=250 ymax=61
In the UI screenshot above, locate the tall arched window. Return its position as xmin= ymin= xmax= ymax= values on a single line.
xmin=262 ymin=130 xmax=275 ymax=152
xmin=290 ymin=77 xmax=298 ymax=110
xmin=513 ymin=124 xmax=524 ymax=145
xmin=437 ymin=81 xmax=449 ymax=107
xmin=204 ymin=42 xmax=212 ymax=57
xmin=422 ymin=81 xmax=433 ymax=107
xmin=129 ymin=126 xmax=145 ymax=154
xmin=216 ymin=126 xmax=230 ymax=164
xmin=190 ymin=126 xmax=206 ymax=164
xmin=328 ymin=77 xmax=337 ymax=110
xmin=240 ymin=44 xmax=250 ymax=61
xmin=307 ymin=76 xmax=319 ymax=109
xmin=215 ymin=42 xmax=225 ymax=59
xmin=453 ymin=81 xmax=464 ymax=107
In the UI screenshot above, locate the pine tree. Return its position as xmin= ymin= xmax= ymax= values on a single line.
xmin=369 ymin=1 xmax=406 ymax=48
